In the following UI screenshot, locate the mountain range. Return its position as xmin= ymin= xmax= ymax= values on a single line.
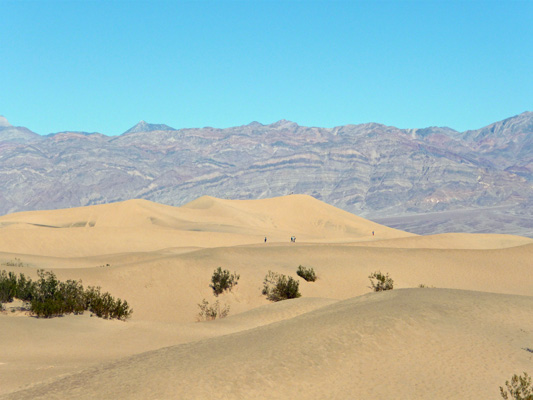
xmin=0 ymin=112 xmax=531 ymax=236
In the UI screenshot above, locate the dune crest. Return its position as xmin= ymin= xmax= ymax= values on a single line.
xmin=0 ymin=195 xmax=412 ymax=257
xmin=1 ymin=195 xmax=532 ymax=398
xmin=3 ymin=289 xmax=532 ymax=400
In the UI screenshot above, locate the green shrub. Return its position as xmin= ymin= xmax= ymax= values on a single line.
xmin=0 ymin=269 xmax=132 ymax=320
xmin=15 ymin=273 xmax=36 ymax=302
xmin=262 ymin=270 xmax=301 ymax=302
xmin=500 ymin=372 xmax=533 ymax=399
xmin=84 ymin=286 xmax=132 ymax=320
xmin=296 ymin=265 xmax=317 ymax=282
xmin=197 ymin=298 xmax=230 ymax=321
xmin=0 ymin=270 xmax=17 ymax=303
xmin=210 ymin=267 xmax=240 ymax=296
xmin=368 ymin=271 xmax=394 ymax=292
xmin=30 ymin=270 xmax=63 ymax=318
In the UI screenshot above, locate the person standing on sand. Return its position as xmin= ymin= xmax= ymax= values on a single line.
xmin=264 ymin=237 xmax=267 ymax=243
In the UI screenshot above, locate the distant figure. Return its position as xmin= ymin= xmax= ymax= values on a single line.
xmin=264 ymin=237 xmax=267 ymax=243
xmin=290 ymin=236 xmax=296 ymax=243
xmin=372 ymin=231 xmax=374 ymax=236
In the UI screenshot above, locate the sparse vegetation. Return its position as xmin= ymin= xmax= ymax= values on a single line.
xmin=0 ymin=269 xmax=132 ymax=320
xmin=84 ymin=285 xmax=132 ymax=320
xmin=296 ymin=265 xmax=317 ymax=282
xmin=1 ymin=258 xmax=26 ymax=268
xmin=197 ymin=298 xmax=230 ymax=321
xmin=30 ymin=271 xmax=85 ymax=318
xmin=262 ymin=270 xmax=301 ymax=302
xmin=0 ymin=270 xmax=17 ymax=303
xmin=418 ymin=284 xmax=435 ymax=288
xmin=368 ymin=271 xmax=394 ymax=292
xmin=210 ymin=267 xmax=240 ymax=296
xmin=15 ymin=272 xmax=36 ymax=302
xmin=500 ymin=372 xmax=533 ymax=400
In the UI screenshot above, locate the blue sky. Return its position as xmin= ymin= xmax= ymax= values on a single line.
xmin=1 ymin=0 xmax=531 ymax=135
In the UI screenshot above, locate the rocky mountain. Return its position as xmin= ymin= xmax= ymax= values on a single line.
xmin=123 ymin=120 xmax=176 ymax=134
xmin=0 ymin=112 xmax=531 ymax=236
xmin=454 ymin=112 xmax=533 ymax=178
xmin=0 ymin=116 xmax=41 ymax=143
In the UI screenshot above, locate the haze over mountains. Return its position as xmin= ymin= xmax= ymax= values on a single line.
xmin=0 ymin=112 xmax=531 ymax=236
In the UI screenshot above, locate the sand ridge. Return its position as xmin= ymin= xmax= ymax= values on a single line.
xmin=0 ymin=195 xmax=413 ymax=257
xmin=2 ymin=289 xmax=532 ymax=399
xmin=0 ymin=195 xmax=532 ymax=399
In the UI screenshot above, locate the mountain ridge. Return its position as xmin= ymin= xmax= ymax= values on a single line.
xmin=0 ymin=112 xmax=531 ymax=236
xmin=0 ymin=115 xmax=41 ymax=143
xmin=123 ymin=120 xmax=177 ymax=134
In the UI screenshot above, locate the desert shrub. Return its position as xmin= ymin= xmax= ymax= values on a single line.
xmin=84 ymin=286 xmax=132 ymax=320
xmin=500 ymin=372 xmax=533 ymax=399
xmin=296 ymin=265 xmax=317 ymax=282
xmin=15 ymin=273 xmax=36 ymax=302
xmin=262 ymin=270 xmax=301 ymax=302
xmin=368 ymin=271 xmax=394 ymax=292
xmin=0 ymin=270 xmax=18 ymax=303
xmin=31 ymin=279 xmax=62 ymax=317
xmin=197 ymin=298 xmax=230 ymax=321
xmin=0 ymin=269 xmax=132 ymax=320
xmin=59 ymin=279 xmax=87 ymax=315
xmin=110 ymin=298 xmax=132 ymax=321
xmin=2 ymin=258 xmax=25 ymax=267
xmin=30 ymin=270 xmax=64 ymax=318
xmin=210 ymin=267 xmax=240 ymax=296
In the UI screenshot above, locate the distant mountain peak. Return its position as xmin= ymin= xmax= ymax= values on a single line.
xmin=270 ymin=119 xmax=299 ymax=129
xmin=247 ymin=121 xmax=263 ymax=127
xmin=0 ymin=115 xmax=12 ymax=128
xmin=0 ymin=115 xmax=40 ymax=143
xmin=123 ymin=120 xmax=176 ymax=134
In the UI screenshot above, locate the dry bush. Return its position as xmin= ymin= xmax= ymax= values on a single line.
xmin=296 ymin=265 xmax=317 ymax=282
xmin=368 ymin=271 xmax=394 ymax=292
xmin=197 ymin=299 xmax=230 ymax=321
xmin=210 ymin=267 xmax=240 ymax=296
xmin=262 ymin=270 xmax=301 ymax=302
xmin=500 ymin=372 xmax=533 ymax=400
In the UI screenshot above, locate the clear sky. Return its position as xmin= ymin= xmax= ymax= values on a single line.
xmin=1 ymin=0 xmax=532 ymax=135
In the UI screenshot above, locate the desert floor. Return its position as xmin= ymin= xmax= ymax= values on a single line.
xmin=0 ymin=195 xmax=532 ymax=399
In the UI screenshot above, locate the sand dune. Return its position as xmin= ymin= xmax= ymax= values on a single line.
xmin=350 ymin=232 xmax=533 ymax=249
xmin=0 ymin=195 xmax=412 ymax=257
xmin=1 ymin=195 xmax=532 ymax=398
xmin=3 ymin=289 xmax=532 ymax=400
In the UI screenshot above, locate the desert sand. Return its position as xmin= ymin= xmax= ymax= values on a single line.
xmin=0 ymin=195 xmax=532 ymax=399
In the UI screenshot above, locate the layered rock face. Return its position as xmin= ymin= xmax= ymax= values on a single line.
xmin=0 ymin=113 xmax=531 ymax=236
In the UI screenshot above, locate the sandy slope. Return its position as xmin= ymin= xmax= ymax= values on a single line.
xmin=350 ymin=232 xmax=533 ymax=249
xmin=0 ymin=195 xmax=412 ymax=257
xmin=0 ymin=195 xmax=532 ymax=399
xmin=3 ymin=289 xmax=533 ymax=400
